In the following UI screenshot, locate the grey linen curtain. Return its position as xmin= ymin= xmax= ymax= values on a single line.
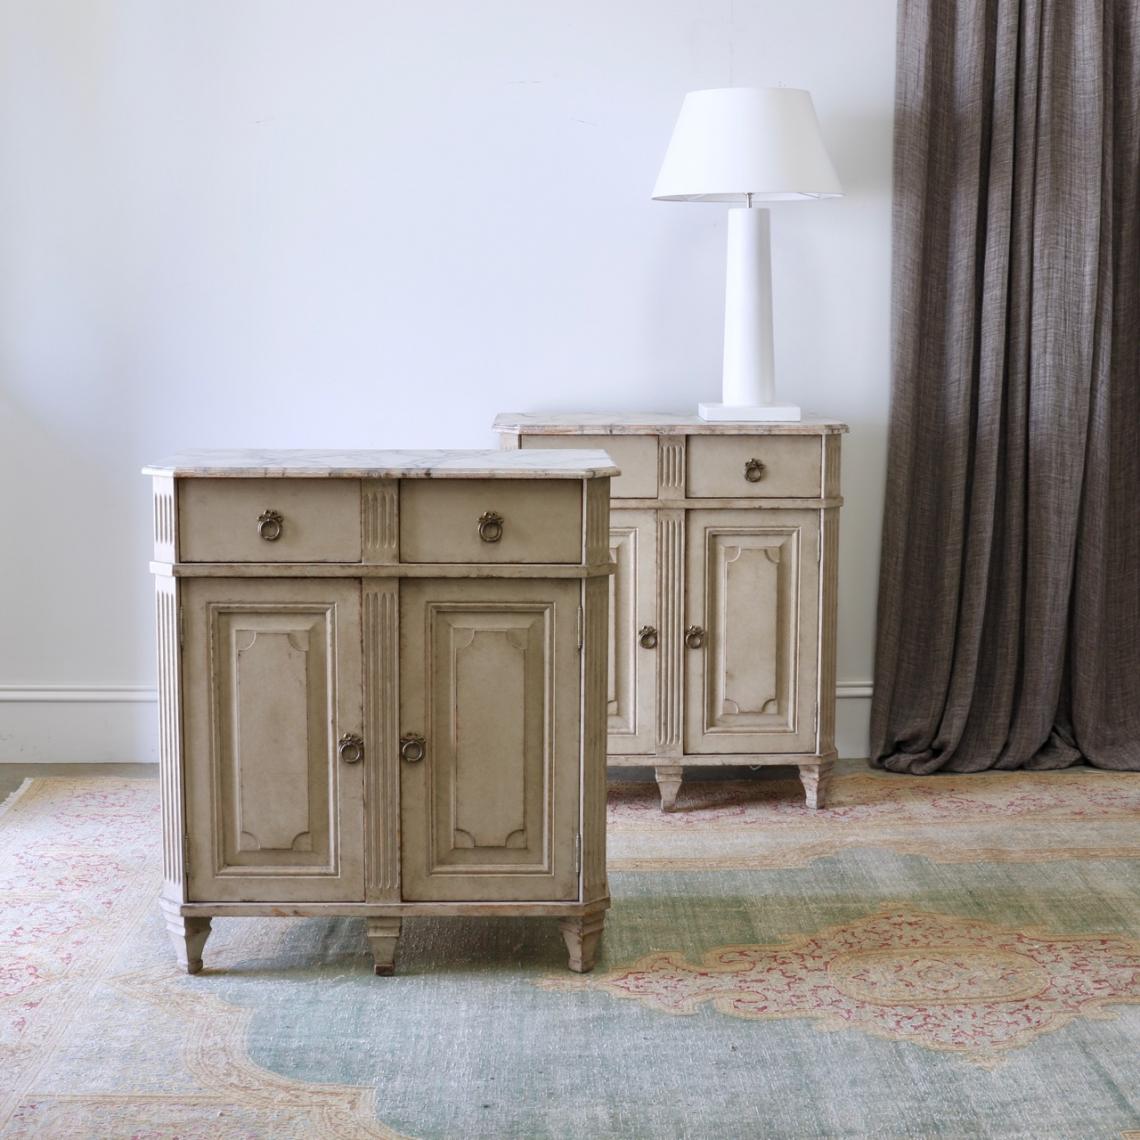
xmin=871 ymin=0 xmax=1140 ymax=773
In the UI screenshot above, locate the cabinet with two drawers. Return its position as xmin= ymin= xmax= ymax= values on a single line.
xmin=146 ymin=449 xmax=616 ymax=976
xmin=495 ymin=414 xmax=847 ymax=811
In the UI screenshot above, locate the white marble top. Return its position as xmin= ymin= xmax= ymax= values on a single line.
xmin=143 ymin=449 xmax=620 ymax=479
xmin=493 ymin=412 xmax=848 ymax=436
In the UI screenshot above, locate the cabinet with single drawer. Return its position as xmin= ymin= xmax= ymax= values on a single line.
xmin=145 ymin=448 xmax=616 ymax=978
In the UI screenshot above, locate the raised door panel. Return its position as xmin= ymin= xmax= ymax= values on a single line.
xmin=183 ymin=579 xmax=364 ymax=902
xmin=400 ymin=579 xmax=580 ymax=901
xmin=685 ymin=510 xmax=820 ymax=755
xmin=606 ymin=510 xmax=656 ymax=755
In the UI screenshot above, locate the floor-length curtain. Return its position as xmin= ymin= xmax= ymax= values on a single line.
xmin=871 ymin=0 xmax=1140 ymax=773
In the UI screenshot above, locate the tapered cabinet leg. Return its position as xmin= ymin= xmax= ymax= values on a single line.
xmin=798 ymin=759 xmax=835 ymax=810
xmin=367 ymin=917 xmax=402 ymax=976
xmin=654 ymin=765 xmax=684 ymax=812
xmin=160 ymin=901 xmax=212 ymax=975
xmin=559 ymin=911 xmax=606 ymax=974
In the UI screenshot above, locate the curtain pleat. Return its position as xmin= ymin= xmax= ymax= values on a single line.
xmin=871 ymin=0 xmax=1140 ymax=772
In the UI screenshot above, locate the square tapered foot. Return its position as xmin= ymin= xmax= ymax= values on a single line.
xmin=698 ymin=401 xmax=802 ymax=422
xmin=798 ymin=759 xmax=835 ymax=810
xmin=366 ymin=917 xmax=401 ymax=976
xmin=160 ymin=900 xmax=212 ymax=975
xmin=655 ymin=765 xmax=683 ymax=812
xmin=559 ymin=911 xmax=606 ymax=973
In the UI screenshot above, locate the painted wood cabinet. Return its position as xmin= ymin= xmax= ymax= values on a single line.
xmin=145 ymin=449 xmax=616 ymax=976
xmin=495 ymin=414 xmax=846 ymax=811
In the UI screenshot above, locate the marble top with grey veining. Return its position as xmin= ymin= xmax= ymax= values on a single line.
xmin=492 ymin=412 xmax=848 ymax=435
xmin=143 ymin=449 xmax=620 ymax=479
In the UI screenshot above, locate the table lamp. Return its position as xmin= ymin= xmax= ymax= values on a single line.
xmin=653 ymin=87 xmax=843 ymax=421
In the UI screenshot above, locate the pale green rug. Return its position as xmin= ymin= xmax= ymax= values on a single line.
xmin=1 ymin=770 xmax=1138 ymax=1139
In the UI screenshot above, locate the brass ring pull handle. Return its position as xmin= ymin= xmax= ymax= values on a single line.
xmin=257 ymin=509 xmax=284 ymax=541
xmin=685 ymin=625 xmax=706 ymax=649
xmin=338 ymin=733 xmax=364 ymax=764
xmin=477 ymin=511 xmax=504 ymax=543
xmin=400 ymin=733 xmax=426 ymax=763
xmin=638 ymin=625 xmax=659 ymax=650
xmin=744 ymin=458 xmax=766 ymax=483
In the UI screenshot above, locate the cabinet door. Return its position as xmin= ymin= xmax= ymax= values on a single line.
xmin=182 ymin=579 xmax=364 ymax=902
xmin=400 ymin=579 xmax=580 ymax=902
xmin=606 ymin=509 xmax=656 ymax=755
xmin=685 ymin=510 xmax=820 ymax=755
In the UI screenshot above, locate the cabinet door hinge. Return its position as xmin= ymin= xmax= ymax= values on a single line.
xmin=178 ymin=605 xmax=185 ymax=647
xmin=817 ymin=530 xmax=822 ymax=564
xmin=182 ymin=834 xmax=191 ymax=877
xmin=576 ymin=605 xmax=584 ymax=651
xmin=574 ymin=833 xmax=582 ymax=874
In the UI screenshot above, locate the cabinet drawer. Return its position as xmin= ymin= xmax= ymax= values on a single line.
xmin=520 ymin=435 xmax=656 ymax=498
xmin=687 ymin=435 xmax=822 ymax=498
xmin=400 ymin=479 xmax=582 ymax=563
xmin=179 ymin=479 xmax=362 ymax=563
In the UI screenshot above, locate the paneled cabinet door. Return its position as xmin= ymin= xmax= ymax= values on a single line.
xmin=606 ymin=509 xmax=656 ymax=755
xmin=400 ymin=579 xmax=581 ymax=902
xmin=684 ymin=510 xmax=820 ymax=755
xmin=182 ymin=579 xmax=364 ymax=902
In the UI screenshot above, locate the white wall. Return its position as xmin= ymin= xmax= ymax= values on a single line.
xmin=0 ymin=0 xmax=895 ymax=762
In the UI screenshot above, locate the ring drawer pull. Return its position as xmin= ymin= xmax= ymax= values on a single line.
xmin=400 ymin=733 xmax=426 ymax=763
xmin=639 ymin=625 xmax=659 ymax=650
xmin=477 ymin=511 xmax=504 ymax=543
xmin=744 ymin=458 xmax=766 ymax=483
xmin=338 ymin=733 xmax=364 ymax=764
xmin=685 ymin=625 xmax=706 ymax=649
xmin=257 ymin=509 xmax=284 ymax=541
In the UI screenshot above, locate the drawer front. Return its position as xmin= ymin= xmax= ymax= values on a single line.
xmin=687 ymin=435 xmax=822 ymax=498
xmin=179 ymin=479 xmax=362 ymax=563
xmin=400 ymin=479 xmax=582 ymax=563
xmin=520 ymin=435 xmax=657 ymax=498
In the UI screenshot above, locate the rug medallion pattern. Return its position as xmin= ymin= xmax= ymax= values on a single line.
xmin=538 ymin=906 xmax=1140 ymax=1067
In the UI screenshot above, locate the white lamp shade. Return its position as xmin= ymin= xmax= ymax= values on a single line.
xmin=652 ymin=87 xmax=843 ymax=203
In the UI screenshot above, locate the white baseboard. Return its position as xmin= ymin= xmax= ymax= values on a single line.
xmin=0 ymin=682 xmax=874 ymax=763
xmin=0 ymin=687 xmax=160 ymax=764
xmin=0 ymin=686 xmax=157 ymax=704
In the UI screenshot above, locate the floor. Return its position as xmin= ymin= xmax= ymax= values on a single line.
xmin=2 ymin=764 xmax=1135 ymax=1138
xmin=0 ymin=762 xmax=155 ymax=802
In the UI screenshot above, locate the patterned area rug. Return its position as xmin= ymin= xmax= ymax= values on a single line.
xmin=606 ymin=767 xmax=1140 ymax=868
xmin=2 ymin=769 xmax=1139 ymax=1139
